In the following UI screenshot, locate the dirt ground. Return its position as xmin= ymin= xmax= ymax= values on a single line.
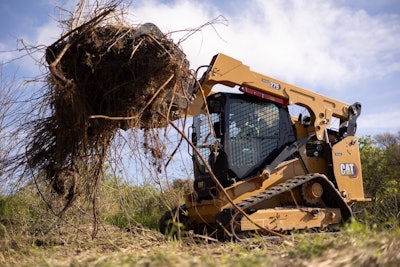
xmin=1 ymin=223 xmax=399 ymax=267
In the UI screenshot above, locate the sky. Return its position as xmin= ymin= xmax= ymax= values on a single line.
xmin=1 ymin=0 xmax=400 ymax=138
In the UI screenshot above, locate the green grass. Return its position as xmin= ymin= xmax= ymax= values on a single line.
xmin=1 ymin=220 xmax=399 ymax=267
xmin=1 ymin=182 xmax=399 ymax=267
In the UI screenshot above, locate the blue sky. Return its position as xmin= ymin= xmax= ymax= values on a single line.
xmin=1 ymin=0 xmax=400 ymax=137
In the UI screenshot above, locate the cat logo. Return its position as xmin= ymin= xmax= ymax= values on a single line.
xmin=340 ymin=163 xmax=358 ymax=178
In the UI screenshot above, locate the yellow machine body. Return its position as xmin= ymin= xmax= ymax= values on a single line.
xmin=160 ymin=53 xmax=369 ymax=237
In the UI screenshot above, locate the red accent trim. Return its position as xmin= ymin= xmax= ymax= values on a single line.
xmin=239 ymin=86 xmax=288 ymax=106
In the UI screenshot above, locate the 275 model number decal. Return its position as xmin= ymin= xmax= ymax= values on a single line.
xmin=261 ymin=78 xmax=280 ymax=90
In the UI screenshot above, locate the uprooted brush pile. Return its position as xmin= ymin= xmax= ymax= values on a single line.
xmin=26 ymin=8 xmax=191 ymax=216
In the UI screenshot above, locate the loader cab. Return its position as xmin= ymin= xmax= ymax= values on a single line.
xmin=192 ymin=93 xmax=296 ymax=200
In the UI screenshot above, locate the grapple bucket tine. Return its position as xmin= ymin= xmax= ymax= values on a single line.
xmin=132 ymin=23 xmax=165 ymax=40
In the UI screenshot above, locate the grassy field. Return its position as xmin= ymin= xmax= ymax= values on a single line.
xmin=1 ymin=181 xmax=399 ymax=266
xmin=1 ymin=221 xmax=399 ymax=267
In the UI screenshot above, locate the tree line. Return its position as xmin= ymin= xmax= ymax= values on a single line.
xmin=356 ymin=132 xmax=400 ymax=227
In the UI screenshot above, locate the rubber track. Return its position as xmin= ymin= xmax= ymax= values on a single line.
xmin=215 ymin=173 xmax=352 ymax=234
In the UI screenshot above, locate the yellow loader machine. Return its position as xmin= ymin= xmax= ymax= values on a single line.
xmin=159 ymin=53 xmax=369 ymax=238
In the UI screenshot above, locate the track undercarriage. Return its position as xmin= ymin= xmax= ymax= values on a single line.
xmin=159 ymin=173 xmax=352 ymax=240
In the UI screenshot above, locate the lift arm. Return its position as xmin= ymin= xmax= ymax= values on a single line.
xmin=188 ymin=53 xmax=360 ymax=141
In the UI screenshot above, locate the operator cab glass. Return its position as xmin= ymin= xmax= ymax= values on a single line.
xmin=227 ymin=97 xmax=280 ymax=178
xmin=192 ymin=93 xmax=296 ymax=195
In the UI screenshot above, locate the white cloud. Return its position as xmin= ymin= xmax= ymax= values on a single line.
xmin=127 ymin=0 xmax=400 ymax=91
xmin=4 ymin=0 xmax=398 ymax=135
xmin=125 ymin=0 xmax=400 ymax=135
xmin=0 ymin=43 xmax=14 ymax=63
xmin=128 ymin=0 xmax=224 ymax=68
xmin=36 ymin=20 xmax=63 ymax=47
xmin=3 ymin=0 xmax=399 ymax=88
xmin=358 ymin=110 xmax=400 ymax=135
xmin=6 ymin=0 xmax=398 ymax=88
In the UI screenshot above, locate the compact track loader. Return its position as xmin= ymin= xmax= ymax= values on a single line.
xmin=159 ymin=53 xmax=369 ymax=239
